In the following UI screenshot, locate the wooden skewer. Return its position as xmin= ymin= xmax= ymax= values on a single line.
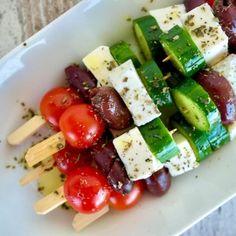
xmin=72 ymin=206 xmax=109 ymax=232
xmin=7 ymin=115 xmax=46 ymax=145
xmin=163 ymin=72 xmax=171 ymax=80
xmin=25 ymin=131 xmax=65 ymax=167
xmin=162 ymin=55 xmax=171 ymax=63
xmin=170 ymin=128 xmax=177 ymax=136
xmin=34 ymin=185 xmax=66 ymax=215
xmin=19 ymin=159 xmax=54 ymax=186
xmin=22 ymin=126 xmax=134 ymax=185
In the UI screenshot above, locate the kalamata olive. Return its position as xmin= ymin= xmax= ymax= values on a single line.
xmin=194 ymin=69 xmax=236 ymax=124
xmin=184 ymin=0 xmax=207 ymax=11
xmin=65 ymin=65 xmax=97 ymax=101
xmin=213 ymin=0 xmax=236 ymax=53
xmin=91 ymin=138 xmax=117 ymax=176
xmin=107 ymin=158 xmax=133 ymax=194
xmin=89 ymin=87 xmax=133 ymax=130
xmin=145 ymin=168 xmax=171 ymax=196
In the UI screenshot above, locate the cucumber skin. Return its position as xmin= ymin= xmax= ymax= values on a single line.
xmin=172 ymin=78 xmax=221 ymax=131
xmin=133 ymin=16 xmax=165 ymax=62
xmin=138 ymin=60 xmax=173 ymax=108
xmin=171 ymin=113 xmax=212 ymax=162
xmin=110 ymin=41 xmax=141 ymax=68
xmin=159 ymin=26 xmax=206 ymax=77
xmin=206 ymin=122 xmax=230 ymax=151
xmin=139 ymin=118 xmax=180 ymax=163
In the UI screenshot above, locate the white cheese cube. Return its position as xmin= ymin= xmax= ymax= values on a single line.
xmin=164 ymin=132 xmax=199 ymax=176
xmin=181 ymin=3 xmax=228 ymax=66
xmin=83 ymin=46 xmax=118 ymax=86
xmin=109 ymin=60 xmax=161 ymax=126
xmin=213 ymin=54 xmax=236 ymax=94
xmin=113 ymin=127 xmax=163 ymax=181
xmin=149 ymin=4 xmax=186 ymax=33
xmin=227 ymin=122 xmax=236 ymax=140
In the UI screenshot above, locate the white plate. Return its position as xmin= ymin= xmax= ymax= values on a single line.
xmin=0 ymin=0 xmax=236 ymax=235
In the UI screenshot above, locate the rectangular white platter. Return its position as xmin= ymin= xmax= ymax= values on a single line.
xmin=0 ymin=0 xmax=236 ymax=235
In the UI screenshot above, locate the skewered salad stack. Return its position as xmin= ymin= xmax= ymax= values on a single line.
xmin=7 ymin=1 xmax=236 ymax=232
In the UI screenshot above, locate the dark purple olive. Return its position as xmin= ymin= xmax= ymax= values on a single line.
xmin=91 ymin=138 xmax=117 ymax=176
xmin=65 ymin=65 xmax=97 ymax=101
xmin=89 ymin=87 xmax=133 ymax=130
xmin=184 ymin=0 xmax=207 ymax=11
xmin=194 ymin=69 xmax=236 ymax=124
xmin=213 ymin=0 xmax=236 ymax=53
xmin=107 ymin=158 xmax=133 ymax=194
xmin=145 ymin=168 xmax=171 ymax=196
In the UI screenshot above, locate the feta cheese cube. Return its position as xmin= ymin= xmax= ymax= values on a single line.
xmin=109 ymin=60 xmax=161 ymax=126
xmin=149 ymin=4 xmax=186 ymax=33
xmin=213 ymin=54 xmax=236 ymax=94
xmin=113 ymin=127 xmax=163 ymax=181
xmin=181 ymin=3 xmax=228 ymax=66
xmin=83 ymin=46 xmax=117 ymax=86
xmin=164 ymin=132 xmax=199 ymax=176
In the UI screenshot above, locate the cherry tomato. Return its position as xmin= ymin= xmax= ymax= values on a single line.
xmin=53 ymin=143 xmax=92 ymax=175
xmin=59 ymin=104 xmax=105 ymax=149
xmin=207 ymin=0 xmax=215 ymax=6
xmin=109 ymin=181 xmax=144 ymax=211
xmin=40 ymin=87 xmax=82 ymax=130
xmin=64 ymin=166 xmax=110 ymax=213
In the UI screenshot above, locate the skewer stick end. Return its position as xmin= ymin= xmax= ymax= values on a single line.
xmin=162 ymin=55 xmax=171 ymax=63
xmin=163 ymin=72 xmax=171 ymax=80
xmin=34 ymin=186 xmax=66 ymax=215
xmin=7 ymin=115 xmax=46 ymax=145
xmin=72 ymin=206 xmax=109 ymax=232
xmin=169 ymin=128 xmax=177 ymax=136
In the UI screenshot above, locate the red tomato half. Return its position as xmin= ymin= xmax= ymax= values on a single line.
xmin=64 ymin=166 xmax=110 ymax=213
xmin=40 ymin=87 xmax=82 ymax=129
xmin=59 ymin=104 xmax=105 ymax=149
xmin=53 ymin=143 xmax=92 ymax=175
xmin=109 ymin=181 xmax=144 ymax=211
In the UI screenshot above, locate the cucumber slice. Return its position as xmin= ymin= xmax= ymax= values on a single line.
xmin=206 ymin=122 xmax=230 ymax=151
xmin=110 ymin=41 xmax=141 ymax=67
xmin=38 ymin=166 xmax=64 ymax=196
xmin=133 ymin=16 xmax=164 ymax=62
xmin=139 ymin=118 xmax=179 ymax=163
xmin=159 ymin=25 xmax=206 ymax=77
xmin=138 ymin=60 xmax=173 ymax=108
xmin=172 ymin=78 xmax=221 ymax=131
xmin=171 ymin=113 xmax=212 ymax=162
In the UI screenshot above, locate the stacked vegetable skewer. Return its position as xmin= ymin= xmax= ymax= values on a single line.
xmin=7 ymin=1 xmax=236 ymax=232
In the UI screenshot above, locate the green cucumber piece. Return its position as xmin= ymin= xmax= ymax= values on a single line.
xmin=133 ymin=16 xmax=164 ymax=62
xmin=138 ymin=60 xmax=173 ymax=108
xmin=172 ymin=78 xmax=221 ymax=131
xmin=139 ymin=118 xmax=179 ymax=163
xmin=171 ymin=113 xmax=212 ymax=162
xmin=110 ymin=41 xmax=141 ymax=67
xmin=206 ymin=122 xmax=230 ymax=151
xmin=159 ymin=25 xmax=206 ymax=77
xmin=38 ymin=167 xmax=64 ymax=196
